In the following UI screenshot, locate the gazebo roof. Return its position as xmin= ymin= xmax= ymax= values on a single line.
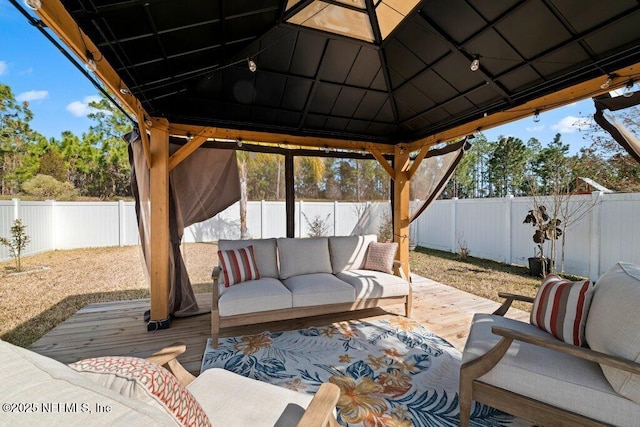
xmin=39 ymin=0 xmax=640 ymax=148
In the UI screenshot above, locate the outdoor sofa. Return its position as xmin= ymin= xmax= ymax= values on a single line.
xmin=211 ymin=234 xmax=412 ymax=347
xmin=459 ymin=261 xmax=640 ymax=426
xmin=0 ymin=339 xmax=339 ymax=426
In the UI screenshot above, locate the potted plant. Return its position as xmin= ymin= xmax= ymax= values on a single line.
xmin=523 ymin=205 xmax=562 ymax=276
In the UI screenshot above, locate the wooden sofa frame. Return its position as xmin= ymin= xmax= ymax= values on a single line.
xmin=459 ymin=292 xmax=640 ymax=427
xmin=148 ymin=342 xmax=340 ymax=427
xmin=211 ymin=260 xmax=412 ymax=347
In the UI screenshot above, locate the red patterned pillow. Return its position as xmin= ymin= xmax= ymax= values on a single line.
xmin=218 ymin=245 xmax=260 ymax=287
xmin=530 ymin=275 xmax=594 ymax=346
xmin=70 ymin=356 xmax=211 ymax=427
xmin=363 ymin=241 xmax=398 ymax=274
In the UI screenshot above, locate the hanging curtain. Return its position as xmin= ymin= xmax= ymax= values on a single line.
xmin=128 ymin=131 xmax=240 ymax=319
xmin=593 ymin=92 xmax=640 ymax=164
xmin=409 ymin=138 xmax=470 ymax=223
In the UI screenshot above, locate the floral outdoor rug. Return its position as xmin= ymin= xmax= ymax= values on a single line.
xmin=201 ymin=318 xmax=526 ymax=426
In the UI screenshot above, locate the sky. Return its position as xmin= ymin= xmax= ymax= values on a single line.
xmin=0 ymin=2 xmax=598 ymax=155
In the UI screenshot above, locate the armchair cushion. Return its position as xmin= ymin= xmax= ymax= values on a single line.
xmin=363 ymin=241 xmax=398 ymax=274
xmin=70 ymin=356 xmax=211 ymax=427
xmin=218 ymin=245 xmax=260 ymax=287
xmin=530 ymin=275 xmax=593 ymax=346
xmin=463 ymin=313 xmax=639 ymax=426
xmin=586 ymin=262 xmax=640 ymax=404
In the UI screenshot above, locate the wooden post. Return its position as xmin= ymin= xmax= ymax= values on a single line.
xmin=285 ymin=152 xmax=295 ymax=238
xmin=149 ymin=118 xmax=171 ymax=324
xmin=393 ymin=145 xmax=411 ymax=279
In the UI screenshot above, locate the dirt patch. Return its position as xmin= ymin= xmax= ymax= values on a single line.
xmin=0 ymin=243 xmax=217 ymax=347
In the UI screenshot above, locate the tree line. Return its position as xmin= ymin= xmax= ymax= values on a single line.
xmin=1 ymin=81 xmax=638 ymax=201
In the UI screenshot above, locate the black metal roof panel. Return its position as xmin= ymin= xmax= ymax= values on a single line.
xmin=60 ymin=0 xmax=640 ymax=144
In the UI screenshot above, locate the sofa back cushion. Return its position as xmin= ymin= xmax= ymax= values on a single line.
xmin=219 ymin=238 xmax=278 ymax=279
xmin=277 ymin=237 xmax=332 ymax=279
xmin=585 ymin=262 xmax=640 ymax=404
xmin=0 ymin=339 xmax=177 ymax=426
xmin=328 ymin=235 xmax=377 ymax=273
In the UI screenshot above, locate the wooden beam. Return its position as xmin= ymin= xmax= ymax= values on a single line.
xmin=149 ymin=118 xmax=170 ymax=322
xmin=168 ymin=135 xmax=209 ymax=171
xmin=285 ymin=153 xmax=295 ymax=238
xmin=168 ymin=123 xmax=396 ymax=154
xmin=134 ymin=104 xmax=152 ymax=170
xmin=35 ymin=0 xmax=148 ymax=122
xmin=407 ymin=144 xmax=431 ymax=180
xmin=393 ymin=145 xmax=411 ymax=279
xmin=405 ymin=62 xmax=640 ymax=152
xmin=369 ymin=147 xmax=395 ymax=179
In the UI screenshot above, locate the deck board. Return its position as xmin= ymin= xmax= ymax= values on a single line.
xmin=29 ymin=276 xmax=530 ymax=375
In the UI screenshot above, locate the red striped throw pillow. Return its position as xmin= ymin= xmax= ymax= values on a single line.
xmin=530 ymin=275 xmax=594 ymax=346
xmin=218 ymin=245 xmax=260 ymax=287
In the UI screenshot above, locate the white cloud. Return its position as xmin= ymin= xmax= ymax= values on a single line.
xmin=16 ymin=90 xmax=48 ymax=102
xmin=66 ymin=95 xmax=102 ymax=117
xmin=551 ymin=115 xmax=592 ymax=133
xmin=0 ymin=61 xmax=7 ymax=76
xmin=526 ymin=125 xmax=545 ymax=132
xmin=19 ymin=67 xmax=33 ymax=75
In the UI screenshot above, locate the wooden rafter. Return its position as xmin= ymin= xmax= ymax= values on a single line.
xmin=168 ymin=135 xmax=209 ymax=171
xmin=406 ymin=63 xmax=640 ymax=152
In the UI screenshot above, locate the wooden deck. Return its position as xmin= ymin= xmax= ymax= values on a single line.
xmin=29 ymin=276 xmax=529 ymax=374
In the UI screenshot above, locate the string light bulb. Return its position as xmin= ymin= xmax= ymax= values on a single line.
xmin=470 ymin=55 xmax=480 ymax=72
xmin=236 ymin=138 xmax=243 ymax=148
xmin=119 ymin=87 xmax=131 ymax=95
xmin=24 ymin=0 xmax=41 ymax=10
xmin=247 ymin=58 xmax=257 ymax=73
xmin=533 ymin=110 xmax=541 ymax=123
xmin=623 ymin=80 xmax=634 ymax=97
xmin=85 ymin=51 xmax=97 ymax=72
xmin=600 ymin=75 xmax=614 ymax=90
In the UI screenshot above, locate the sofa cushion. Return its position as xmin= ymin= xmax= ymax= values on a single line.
xmin=586 ymin=262 xmax=640 ymax=404
xmin=463 ymin=313 xmax=640 ymax=426
xmin=336 ymin=269 xmax=409 ymax=300
xmin=219 ymin=238 xmax=278 ymax=279
xmin=328 ymin=235 xmax=377 ymax=273
xmin=283 ymin=273 xmax=355 ymax=307
xmin=363 ymin=241 xmax=398 ymax=274
xmin=0 ymin=339 xmax=177 ymax=426
xmin=530 ymin=275 xmax=593 ymax=346
xmin=218 ymin=277 xmax=292 ymax=316
xmin=188 ymin=368 xmax=313 ymax=427
xmin=218 ymin=245 xmax=260 ymax=287
xmin=70 ymin=356 xmax=211 ymax=427
xmin=277 ymin=237 xmax=332 ymax=280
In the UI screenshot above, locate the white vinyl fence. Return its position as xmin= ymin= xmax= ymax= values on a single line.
xmin=2 ymin=193 xmax=640 ymax=281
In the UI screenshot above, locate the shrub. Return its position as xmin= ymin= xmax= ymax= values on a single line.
xmin=302 ymin=213 xmax=332 ymax=237
xmin=22 ymin=174 xmax=77 ymax=200
xmin=0 ymin=219 xmax=31 ymax=272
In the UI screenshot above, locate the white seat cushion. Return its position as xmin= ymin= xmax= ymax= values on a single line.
xmin=283 ymin=273 xmax=355 ymax=307
xmin=328 ymin=235 xmax=377 ymax=273
xmin=277 ymin=237 xmax=332 ymax=279
xmin=188 ymin=368 xmax=313 ymax=427
xmin=463 ymin=313 xmax=640 ymax=426
xmin=0 ymin=340 xmax=176 ymax=426
xmin=219 ymin=238 xmax=279 ymax=278
xmin=218 ymin=278 xmax=292 ymax=316
xmin=336 ymin=269 xmax=409 ymax=299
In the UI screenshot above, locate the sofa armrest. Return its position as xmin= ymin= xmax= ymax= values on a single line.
xmin=393 ymin=260 xmax=409 ymax=281
xmin=296 ymin=383 xmax=341 ymax=427
xmin=212 ymin=266 xmax=221 ymax=301
xmin=491 ymin=326 xmax=640 ymax=376
xmin=492 ymin=292 xmax=535 ymax=316
xmin=146 ymin=342 xmax=197 ymax=387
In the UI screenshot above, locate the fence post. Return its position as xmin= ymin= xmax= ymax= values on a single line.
xmin=505 ymin=195 xmax=514 ymax=264
xmin=12 ymin=198 xmax=19 ymax=220
xmin=261 ymin=200 xmax=266 ymax=238
xmin=334 ymin=201 xmax=338 ymax=236
xmin=589 ymin=191 xmax=603 ymax=282
xmin=451 ymin=197 xmax=458 ymax=253
xmin=48 ymin=200 xmax=56 ymax=250
xmin=118 ymin=200 xmax=126 ymax=246
xmin=299 ymin=200 xmax=303 ymax=238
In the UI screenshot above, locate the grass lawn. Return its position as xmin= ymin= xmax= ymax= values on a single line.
xmin=1 ymin=243 xmax=559 ymax=348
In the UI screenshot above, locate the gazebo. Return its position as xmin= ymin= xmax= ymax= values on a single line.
xmin=20 ymin=0 xmax=640 ymax=328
